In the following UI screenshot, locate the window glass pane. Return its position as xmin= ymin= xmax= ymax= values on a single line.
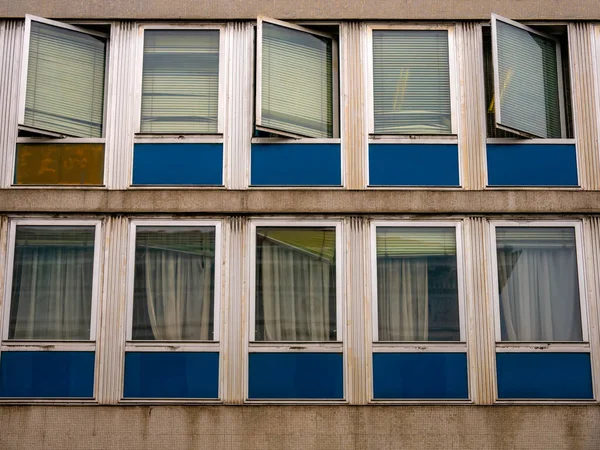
xmin=496 ymin=227 xmax=582 ymax=341
xmin=133 ymin=227 xmax=216 ymax=340
xmin=260 ymin=22 xmax=333 ymax=138
xmin=494 ymin=20 xmax=561 ymax=138
xmin=255 ymin=227 xmax=336 ymax=341
xmin=9 ymin=226 xmax=95 ymax=340
xmin=372 ymin=30 xmax=451 ymax=135
xmin=141 ymin=30 xmax=220 ymax=134
xmin=376 ymin=227 xmax=460 ymax=341
xmin=25 ymin=22 xmax=106 ymax=138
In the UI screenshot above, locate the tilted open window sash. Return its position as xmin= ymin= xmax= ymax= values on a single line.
xmin=256 ymin=17 xmax=337 ymax=139
xmin=491 ymin=14 xmax=566 ymax=139
xmin=18 ymin=15 xmax=108 ymax=138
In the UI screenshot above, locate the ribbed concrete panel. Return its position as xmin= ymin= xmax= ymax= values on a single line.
xmin=345 ymin=217 xmax=371 ymax=404
xmin=225 ymin=23 xmax=253 ymax=189
xmin=104 ymin=22 xmax=138 ymax=190
xmin=0 ymin=216 xmax=9 ymax=352
xmin=582 ymin=217 xmax=600 ymax=401
xmin=96 ymin=216 xmax=129 ymax=404
xmin=463 ymin=217 xmax=495 ymax=404
xmin=457 ymin=23 xmax=486 ymax=190
xmin=342 ymin=23 xmax=368 ymax=189
xmin=222 ymin=216 xmax=247 ymax=404
xmin=570 ymin=23 xmax=600 ymax=190
xmin=0 ymin=21 xmax=22 ymax=188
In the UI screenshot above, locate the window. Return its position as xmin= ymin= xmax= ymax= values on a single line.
xmin=3 ymin=221 xmax=101 ymax=340
xmin=491 ymin=224 xmax=585 ymax=342
xmin=368 ymin=26 xmax=456 ymax=135
xmin=137 ymin=27 xmax=224 ymax=134
xmin=18 ymin=15 xmax=107 ymax=138
xmin=372 ymin=224 xmax=464 ymax=342
xmin=255 ymin=17 xmax=338 ymax=139
xmin=485 ymin=14 xmax=572 ymax=139
xmin=251 ymin=224 xmax=341 ymax=341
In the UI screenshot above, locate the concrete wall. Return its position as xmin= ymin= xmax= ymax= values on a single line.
xmin=1 ymin=405 xmax=599 ymax=449
xmin=2 ymin=0 xmax=600 ymax=20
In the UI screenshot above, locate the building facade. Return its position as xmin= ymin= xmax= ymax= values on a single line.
xmin=0 ymin=1 xmax=600 ymax=448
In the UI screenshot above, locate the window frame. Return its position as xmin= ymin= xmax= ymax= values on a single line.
xmin=133 ymin=23 xmax=227 ymax=137
xmin=490 ymin=14 xmax=567 ymax=139
xmin=370 ymin=220 xmax=467 ymax=350
xmin=255 ymin=16 xmax=340 ymax=140
xmin=18 ymin=14 xmax=110 ymax=139
xmin=1 ymin=218 xmax=103 ymax=346
xmin=489 ymin=220 xmax=589 ymax=349
xmin=365 ymin=23 xmax=460 ymax=138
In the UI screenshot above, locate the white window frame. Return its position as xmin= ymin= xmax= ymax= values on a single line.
xmin=365 ymin=24 xmax=460 ymax=139
xmin=370 ymin=220 xmax=467 ymax=353
xmin=17 ymin=15 xmax=109 ymax=139
xmin=255 ymin=16 xmax=340 ymax=140
xmin=489 ymin=220 xmax=589 ymax=352
xmin=133 ymin=23 xmax=227 ymax=138
xmin=490 ymin=14 xmax=567 ymax=140
xmin=1 ymin=218 xmax=102 ymax=346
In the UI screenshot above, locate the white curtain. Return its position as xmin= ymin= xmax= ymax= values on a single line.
xmin=258 ymin=239 xmax=333 ymax=341
xmin=11 ymin=246 xmax=93 ymax=340
xmin=140 ymin=248 xmax=213 ymax=340
xmin=498 ymin=248 xmax=582 ymax=341
xmin=377 ymin=258 xmax=429 ymax=341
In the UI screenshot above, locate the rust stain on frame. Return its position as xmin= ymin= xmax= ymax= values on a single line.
xmin=15 ymin=143 xmax=105 ymax=185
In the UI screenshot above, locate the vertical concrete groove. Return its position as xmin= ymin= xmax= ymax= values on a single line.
xmin=569 ymin=23 xmax=600 ymax=190
xmin=222 ymin=216 xmax=247 ymax=404
xmin=0 ymin=216 xmax=10 ymax=358
xmin=582 ymin=218 xmax=600 ymax=401
xmin=457 ymin=23 xmax=486 ymax=190
xmin=342 ymin=23 xmax=368 ymax=189
xmin=96 ymin=216 xmax=129 ymax=404
xmin=345 ymin=217 xmax=371 ymax=404
xmin=464 ymin=217 xmax=496 ymax=404
xmin=0 ymin=21 xmax=22 ymax=188
xmin=225 ymin=23 xmax=253 ymax=189
xmin=104 ymin=22 xmax=137 ymax=190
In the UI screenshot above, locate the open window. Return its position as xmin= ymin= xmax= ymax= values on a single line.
xmin=255 ymin=17 xmax=338 ymax=139
xmin=488 ymin=14 xmax=570 ymax=139
xmin=18 ymin=15 xmax=107 ymax=138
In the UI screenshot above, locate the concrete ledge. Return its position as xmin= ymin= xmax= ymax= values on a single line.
xmin=2 ymin=1 xmax=599 ymax=20
xmin=1 ymin=189 xmax=600 ymax=215
xmin=0 ymin=405 xmax=598 ymax=449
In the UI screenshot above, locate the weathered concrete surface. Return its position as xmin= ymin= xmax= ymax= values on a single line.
xmin=0 ymin=405 xmax=599 ymax=449
xmin=0 ymin=189 xmax=599 ymax=215
xmin=1 ymin=0 xmax=599 ymax=20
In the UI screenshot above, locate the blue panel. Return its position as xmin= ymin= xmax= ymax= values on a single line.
xmin=0 ymin=351 xmax=95 ymax=398
xmin=132 ymin=143 xmax=223 ymax=185
xmin=497 ymin=352 xmax=593 ymax=399
xmin=487 ymin=143 xmax=578 ymax=186
xmin=251 ymin=143 xmax=341 ymax=186
xmin=248 ymin=353 xmax=343 ymax=399
xmin=369 ymin=144 xmax=460 ymax=186
xmin=373 ymin=352 xmax=468 ymax=399
xmin=123 ymin=352 xmax=219 ymax=399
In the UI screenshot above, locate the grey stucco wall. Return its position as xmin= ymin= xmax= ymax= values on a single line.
xmin=1 ymin=405 xmax=599 ymax=449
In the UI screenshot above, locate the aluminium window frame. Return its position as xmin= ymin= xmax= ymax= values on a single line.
xmin=255 ymin=16 xmax=340 ymax=140
xmin=490 ymin=14 xmax=567 ymax=139
xmin=365 ymin=23 xmax=460 ymax=138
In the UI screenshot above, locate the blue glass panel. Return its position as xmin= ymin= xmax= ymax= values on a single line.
xmin=132 ymin=143 xmax=223 ymax=185
xmin=248 ymin=353 xmax=343 ymax=399
xmin=496 ymin=352 xmax=593 ymax=399
xmin=487 ymin=143 xmax=578 ymax=186
xmin=0 ymin=351 xmax=95 ymax=398
xmin=251 ymin=143 xmax=341 ymax=186
xmin=373 ymin=352 xmax=468 ymax=399
xmin=369 ymin=143 xmax=460 ymax=186
xmin=123 ymin=352 xmax=219 ymax=399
